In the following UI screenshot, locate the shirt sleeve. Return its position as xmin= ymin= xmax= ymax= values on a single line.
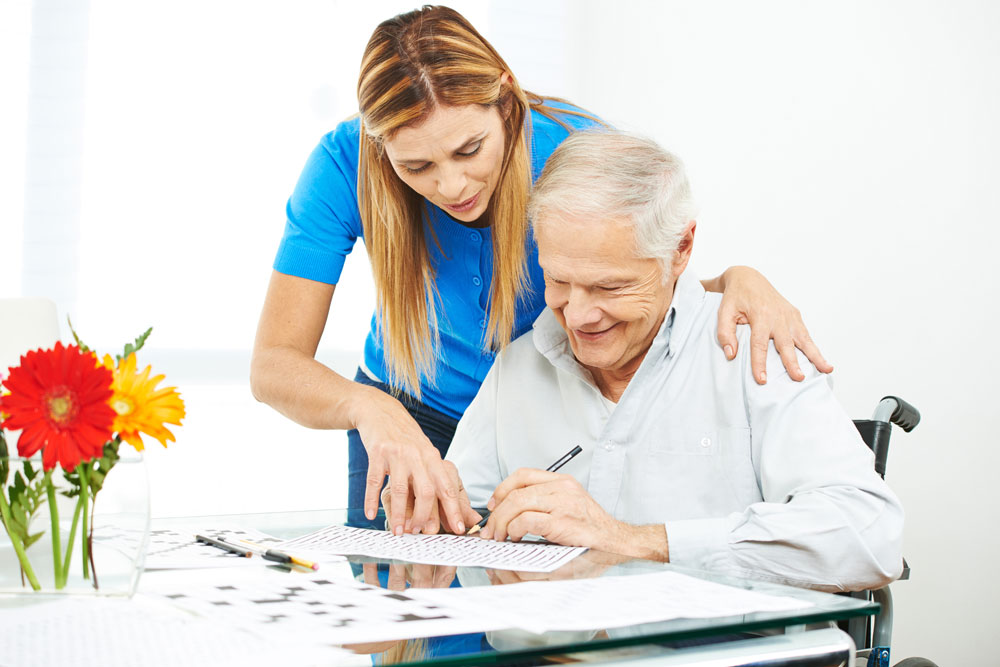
xmin=665 ymin=337 xmax=906 ymax=592
xmin=446 ymin=357 xmax=505 ymax=508
xmin=273 ymin=121 xmax=364 ymax=285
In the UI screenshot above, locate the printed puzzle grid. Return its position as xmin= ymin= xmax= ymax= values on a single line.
xmin=140 ymin=566 xmax=815 ymax=648
xmin=280 ymin=523 xmax=587 ymax=572
xmin=92 ymin=525 xmax=288 ymax=570
xmin=140 ymin=567 xmax=512 ymax=646
xmin=0 ymin=596 xmax=355 ymax=667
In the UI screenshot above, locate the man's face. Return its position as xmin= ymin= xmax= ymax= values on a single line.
xmin=536 ymin=214 xmax=677 ymax=376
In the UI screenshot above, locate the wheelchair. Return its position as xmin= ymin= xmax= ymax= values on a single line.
xmin=847 ymin=396 xmax=937 ymax=667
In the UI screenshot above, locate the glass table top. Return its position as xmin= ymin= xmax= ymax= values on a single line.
xmin=150 ymin=509 xmax=878 ymax=666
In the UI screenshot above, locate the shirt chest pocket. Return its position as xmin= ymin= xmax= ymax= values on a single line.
xmin=651 ymin=426 xmax=749 ymax=456
xmin=645 ymin=426 xmax=759 ymax=510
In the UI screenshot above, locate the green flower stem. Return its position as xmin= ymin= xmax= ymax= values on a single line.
xmin=45 ymin=472 xmax=63 ymax=582
xmin=0 ymin=490 xmax=41 ymax=591
xmin=59 ymin=493 xmax=83 ymax=588
xmin=88 ymin=486 xmax=99 ymax=590
xmin=79 ymin=464 xmax=90 ymax=580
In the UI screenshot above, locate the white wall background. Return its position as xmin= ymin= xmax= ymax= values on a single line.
xmin=2 ymin=1 xmax=997 ymax=663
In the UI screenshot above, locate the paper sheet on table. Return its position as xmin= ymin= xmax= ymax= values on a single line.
xmin=139 ymin=566 xmax=814 ymax=646
xmin=139 ymin=566 xmax=513 ymax=646
xmin=412 ymin=570 xmax=813 ymax=633
xmin=141 ymin=526 xmax=286 ymax=570
xmin=279 ymin=523 xmax=587 ymax=572
xmin=95 ymin=524 xmax=292 ymax=570
xmin=0 ymin=596 xmax=355 ymax=667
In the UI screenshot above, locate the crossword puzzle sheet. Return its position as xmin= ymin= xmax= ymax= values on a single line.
xmin=92 ymin=523 xmax=327 ymax=571
xmin=139 ymin=567 xmax=513 ymax=646
xmin=0 ymin=596 xmax=354 ymax=666
xmin=139 ymin=526 xmax=286 ymax=570
xmin=137 ymin=565 xmax=814 ymax=649
xmin=279 ymin=524 xmax=587 ymax=572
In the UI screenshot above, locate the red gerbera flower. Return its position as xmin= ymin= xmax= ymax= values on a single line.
xmin=0 ymin=342 xmax=115 ymax=471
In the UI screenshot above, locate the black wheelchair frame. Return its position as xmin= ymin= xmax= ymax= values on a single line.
xmin=848 ymin=396 xmax=937 ymax=667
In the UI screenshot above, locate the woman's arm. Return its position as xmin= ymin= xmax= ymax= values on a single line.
xmin=702 ymin=266 xmax=833 ymax=385
xmin=250 ymin=271 xmax=478 ymax=536
xmin=250 ymin=271 xmax=357 ymax=429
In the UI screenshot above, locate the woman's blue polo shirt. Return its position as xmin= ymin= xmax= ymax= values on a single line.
xmin=273 ymin=102 xmax=597 ymax=420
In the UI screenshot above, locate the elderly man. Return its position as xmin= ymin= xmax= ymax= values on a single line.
xmin=445 ymin=131 xmax=904 ymax=592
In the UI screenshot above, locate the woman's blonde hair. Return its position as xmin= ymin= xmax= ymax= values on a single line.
xmin=376 ymin=638 xmax=427 ymax=665
xmin=357 ymin=5 xmax=590 ymax=397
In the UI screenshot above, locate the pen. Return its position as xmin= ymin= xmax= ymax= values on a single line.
xmin=544 ymin=445 xmax=583 ymax=473
xmin=196 ymin=534 xmax=253 ymax=557
xmin=266 ymin=550 xmax=320 ymax=571
xmin=238 ymin=539 xmax=320 ymax=571
xmin=467 ymin=445 xmax=583 ymax=535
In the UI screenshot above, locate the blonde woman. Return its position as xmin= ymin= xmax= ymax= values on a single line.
xmin=250 ymin=6 xmax=831 ymax=538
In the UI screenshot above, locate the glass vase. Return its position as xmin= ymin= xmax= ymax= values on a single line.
xmin=0 ymin=453 xmax=150 ymax=597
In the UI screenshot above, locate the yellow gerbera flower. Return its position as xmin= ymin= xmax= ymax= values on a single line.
xmin=102 ymin=353 xmax=185 ymax=452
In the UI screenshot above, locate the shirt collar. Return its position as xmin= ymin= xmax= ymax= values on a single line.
xmin=531 ymin=270 xmax=706 ymax=374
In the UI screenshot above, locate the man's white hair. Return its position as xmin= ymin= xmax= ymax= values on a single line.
xmin=527 ymin=130 xmax=698 ymax=271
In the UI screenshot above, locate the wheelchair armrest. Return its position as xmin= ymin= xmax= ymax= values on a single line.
xmin=898 ymin=556 xmax=910 ymax=581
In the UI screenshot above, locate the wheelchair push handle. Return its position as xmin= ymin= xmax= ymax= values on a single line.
xmin=874 ymin=396 xmax=921 ymax=432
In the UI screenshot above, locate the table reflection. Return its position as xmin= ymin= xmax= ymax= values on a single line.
xmin=343 ymin=549 xmax=644 ymax=663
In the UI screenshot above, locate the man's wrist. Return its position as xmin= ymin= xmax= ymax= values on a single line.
xmin=615 ymin=523 xmax=670 ymax=562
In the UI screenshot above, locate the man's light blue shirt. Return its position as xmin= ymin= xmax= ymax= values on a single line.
xmin=447 ymin=271 xmax=904 ymax=592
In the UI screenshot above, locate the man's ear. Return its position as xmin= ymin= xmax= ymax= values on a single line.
xmin=671 ymin=221 xmax=697 ymax=276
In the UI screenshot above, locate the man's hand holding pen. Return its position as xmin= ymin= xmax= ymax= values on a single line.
xmin=476 ymin=468 xmax=625 ymax=551
xmin=375 ymin=442 xmax=660 ymax=557
xmin=467 ymin=445 xmax=582 ymax=536
xmin=477 ymin=465 xmax=670 ymax=562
